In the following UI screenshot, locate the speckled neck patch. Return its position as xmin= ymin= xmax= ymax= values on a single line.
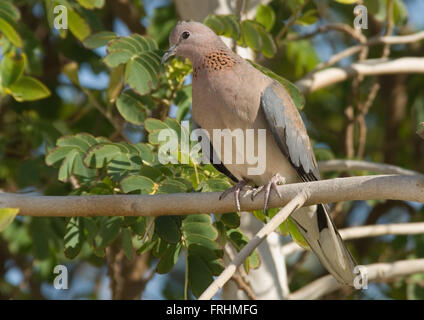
xmin=193 ymin=50 xmax=237 ymax=79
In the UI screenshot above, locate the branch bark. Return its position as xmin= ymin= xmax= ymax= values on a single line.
xmin=295 ymin=57 xmax=424 ymax=94
xmin=282 ymin=222 xmax=424 ymax=256
xmin=317 ymin=159 xmax=419 ymax=175
xmin=288 ymin=259 xmax=424 ymax=300
xmin=306 ymin=30 xmax=424 ymax=75
xmin=1 ymin=174 xmax=423 ymax=217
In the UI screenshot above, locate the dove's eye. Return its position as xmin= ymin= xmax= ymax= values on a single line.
xmin=182 ymin=31 xmax=190 ymax=39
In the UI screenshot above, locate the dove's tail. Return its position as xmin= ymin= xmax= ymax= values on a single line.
xmin=290 ymin=204 xmax=357 ymax=286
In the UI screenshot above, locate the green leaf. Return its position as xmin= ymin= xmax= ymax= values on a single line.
xmin=244 ymin=250 xmax=261 ymax=272
xmin=116 ymin=91 xmax=148 ymax=125
xmin=256 ymin=4 xmax=276 ymax=32
xmin=77 ymin=0 xmax=105 ymax=9
xmin=199 ymin=178 xmax=231 ymax=192
xmin=393 ymin=0 xmax=408 ymax=24
xmin=204 ymin=14 xmax=240 ymax=40
xmin=155 ymin=216 xmax=182 ymax=244
xmin=218 ymin=212 xmax=240 ymax=228
xmin=73 ymin=155 xmax=97 ymax=180
xmin=7 ymin=76 xmax=51 ymax=101
xmin=314 ymin=148 xmax=335 ymax=161
xmin=57 ymin=149 xmax=78 ymax=182
xmin=0 ymin=1 xmax=21 ymax=22
xmin=124 ymin=52 xmax=161 ymax=95
xmin=137 ymin=237 xmax=158 ymax=255
xmin=62 ymin=61 xmax=80 ymax=86
xmin=64 ymin=217 xmax=84 ymax=259
xmin=107 ymin=65 xmax=124 ymax=103
xmin=0 ymin=51 xmax=25 ymax=87
xmin=97 ymin=217 xmax=123 ymax=250
xmin=83 ymin=31 xmax=117 ymax=49
xmin=158 ymin=179 xmax=187 ymax=194
xmin=130 ymin=217 xmax=146 ymax=236
xmin=120 ymin=175 xmax=155 ymax=194
xmin=204 ymin=14 xmax=225 ymax=34
xmin=107 ymin=152 xmax=139 ymax=181
xmin=104 ymin=35 xmax=159 ymax=67
xmin=29 ymin=218 xmax=51 ymax=260
xmin=333 ymin=0 xmax=357 ymax=4
xmin=249 ymin=60 xmax=305 ymax=110
xmin=241 ymin=20 xmax=262 ymax=51
xmin=182 ymin=221 xmax=218 ymax=241
xmin=295 ymin=9 xmax=319 ymax=26
xmin=144 ymin=118 xmax=169 ymax=132
xmin=258 ymin=28 xmax=277 ymax=58
xmin=121 ymin=227 xmax=133 ymax=260
xmin=152 ymin=237 xmax=169 ymax=258
xmin=0 ymin=208 xmax=19 ymax=232
xmin=68 ymin=7 xmax=91 ymax=41
xmin=84 ymin=143 xmax=122 ymax=168
xmin=157 ymin=243 xmax=182 ymax=274
xmin=83 ymin=217 xmax=98 ymax=245
xmin=227 ymin=228 xmax=261 ymax=272
xmin=57 ymin=135 xmax=92 ymax=153
xmin=0 ymin=17 xmax=22 ymax=47
xmin=287 ymin=218 xmax=309 ymax=249
xmin=134 ymin=143 xmax=155 ymax=164
xmin=184 ymin=214 xmax=212 ymax=224
xmin=363 ymin=0 xmax=380 ymax=16
xmin=187 ymin=254 xmax=223 ymax=298
xmin=184 ymin=233 xmax=222 ymax=255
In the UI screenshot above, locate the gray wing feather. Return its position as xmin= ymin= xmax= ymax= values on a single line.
xmin=260 ymin=82 xmax=319 ymax=182
xmin=260 ymin=81 xmax=357 ymax=286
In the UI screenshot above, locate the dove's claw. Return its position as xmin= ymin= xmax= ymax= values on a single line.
xmin=219 ymin=179 xmax=250 ymax=212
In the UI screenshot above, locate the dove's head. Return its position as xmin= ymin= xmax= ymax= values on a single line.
xmin=161 ymin=21 xmax=226 ymax=65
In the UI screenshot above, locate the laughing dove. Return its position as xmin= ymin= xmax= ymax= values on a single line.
xmin=162 ymin=21 xmax=357 ymax=286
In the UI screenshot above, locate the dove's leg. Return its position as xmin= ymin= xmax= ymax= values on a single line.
xmin=244 ymin=173 xmax=286 ymax=213
xmin=219 ymin=179 xmax=250 ymax=212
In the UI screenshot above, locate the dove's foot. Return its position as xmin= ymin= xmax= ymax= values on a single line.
xmin=244 ymin=173 xmax=286 ymax=213
xmin=219 ymin=179 xmax=250 ymax=212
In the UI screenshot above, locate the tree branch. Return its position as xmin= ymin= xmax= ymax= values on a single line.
xmin=306 ymin=30 xmax=424 ymax=75
xmin=198 ymin=191 xmax=310 ymax=300
xmin=295 ymin=57 xmax=424 ymax=94
xmin=285 ymin=23 xmax=366 ymax=43
xmin=281 ymin=222 xmax=424 ymax=256
xmin=1 ymin=174 xmax=423 ymax=217
xmin=317 ymin=159 xmax=419 ymax=175
xmin=288 ymin=259 xmax=424 ymax=300
xmin=230 ymin=273 xmax=257 ymax=300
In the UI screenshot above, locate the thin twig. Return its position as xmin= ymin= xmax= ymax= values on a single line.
xmin=83 ymin=88 xmax=129 ymax=142
xmin=198 ymin=191 xmax=310 ymax=300
xmin=355 ymin=0 xmax=394 ymax=158
xmin=382 ymin=0 xmax=395 ymax=58
xmin=276 ymin=0 xmax=310 ymax=43
xmin=295 ymin=57 xmax=424 ymax=94
xmin=288 ymin=259 xmax=424 ymax=299
xmin=306 ymin=30 xmax=424 ymax=75
xmin=281 ymin=222 xmax=424 ymax=257
xmin=286 ymin=23 xmax=366 ymax=43
xmin=317 ymin=159 xmax=418 ymax=175
xmin=230 ymin=273 xmax=257 ymax=300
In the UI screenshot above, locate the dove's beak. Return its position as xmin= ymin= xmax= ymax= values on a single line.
xmin=161 ymin=44 xmax=177 ymax=64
